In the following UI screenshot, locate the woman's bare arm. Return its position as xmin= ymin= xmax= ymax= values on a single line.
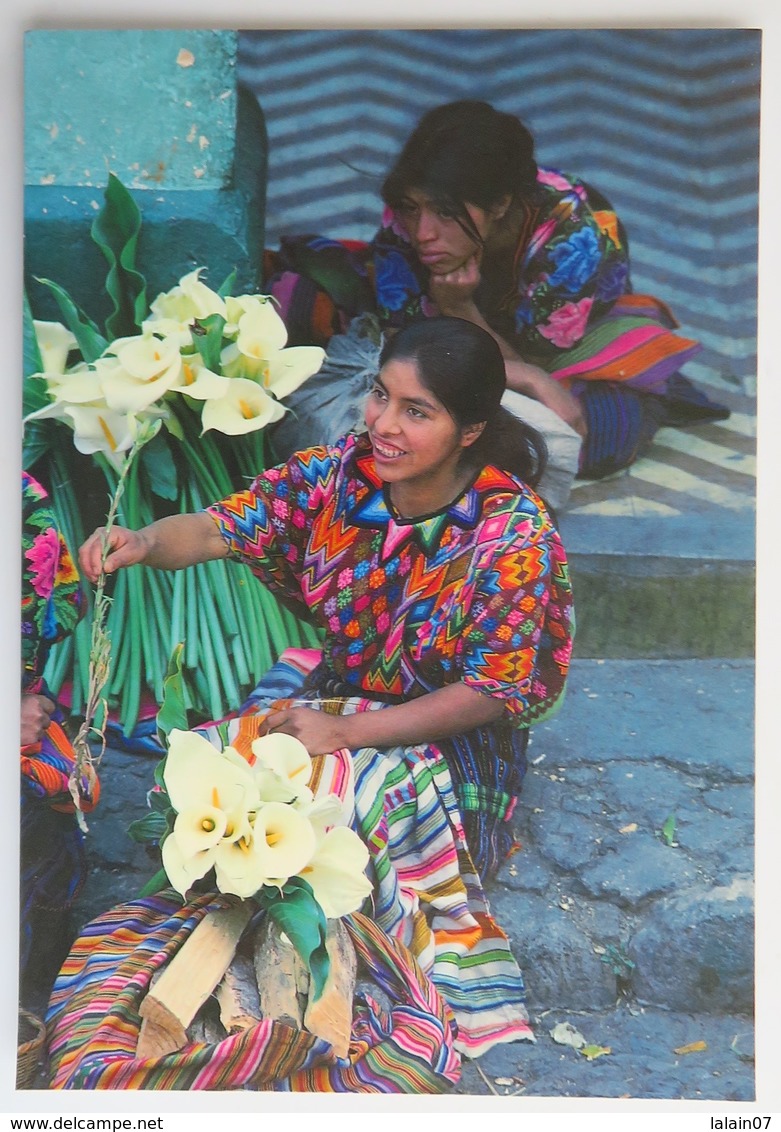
xmin=79 ymin=512 xmax=227 ymax=584
xmin=264 ymin=680 xmax=507 ymax=755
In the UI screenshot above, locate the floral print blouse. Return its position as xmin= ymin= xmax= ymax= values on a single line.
xmin=22 ymin=472 xmax=84 ymax=691
xmin=207 ymin=433 xmax=574 ymax=729
xmin=372 ymin=166 xmax=630 ymax=369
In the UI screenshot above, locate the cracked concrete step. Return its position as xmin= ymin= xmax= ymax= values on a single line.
xmin=558 ymin=513 xmax=756 ymax=659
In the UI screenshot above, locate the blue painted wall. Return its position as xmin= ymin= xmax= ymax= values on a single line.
xmin=24 ymin=29 xmax=267 ymax=324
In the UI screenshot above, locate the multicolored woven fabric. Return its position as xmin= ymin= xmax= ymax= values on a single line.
xmin=206 ymin=432 xmax=573 ymax=725
xmin=200 ymin=646 xmax=535 ymax=1058
xmin=264 ymin=167 xmax=727 ymax=479
xmin=22 ymin=471 xmax=84 ymax=690
xmin=46 ymin=892 xmax=461 ymax=1092
xmin=372 ymin=167 xmax=702 ymax=390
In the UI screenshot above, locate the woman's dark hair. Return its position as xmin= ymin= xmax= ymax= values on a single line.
xmin=379 ymin=317 xmax=547 ymax=488
xmin=382 ymin=100 xmax=539 ymax=244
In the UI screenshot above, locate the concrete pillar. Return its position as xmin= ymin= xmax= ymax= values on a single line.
xmin=24 ymin=29 xmax=267 ymax=325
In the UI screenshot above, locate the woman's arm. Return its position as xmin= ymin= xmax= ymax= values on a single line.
xmin=79 ymin=512 xmax=227 ymax=585
xmin=428 ymin=257 xmax=588 ymax=438
xmin=264 ymin=680 xmax=507 ymax=756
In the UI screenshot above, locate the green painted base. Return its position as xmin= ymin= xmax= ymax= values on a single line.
xmin=24 ymin=85 xmax=267 ymax=323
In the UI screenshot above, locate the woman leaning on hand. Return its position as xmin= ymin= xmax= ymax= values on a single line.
xmin=269 ymin=99 xmax=727 ymax=489
xmin=79 ymin=317 xmax=574 ymax=1056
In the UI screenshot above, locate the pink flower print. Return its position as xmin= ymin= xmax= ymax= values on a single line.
xmin=538 ymin=297 xmax=593 ymax=348
xmin=382 ymin=205 xmax=412 ymax=242
xmin=537 ymin=168 xmax=574 ymax=192
xmin=506 ymin=609 xmax=524 ymax=627
xmin=272 ymin=498 xmax=289 ymax=518
xmin=338 ymin=568 xmax=354 ymax=588
xmin=532 ymin=678 xmax=548 ymax=698
xmin=376 ymin=611 xmax=390 ymax=633
xmin=25 ymin=528 xmax=60 ymax=597
xmin=328 ymin=616 xmax=341 ymax=632
xmin=292 ymin=510 xmax=306 ymax=528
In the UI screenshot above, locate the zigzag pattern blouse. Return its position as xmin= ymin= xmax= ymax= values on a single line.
xmin=206 ymin=433 xmax=574 ymax=728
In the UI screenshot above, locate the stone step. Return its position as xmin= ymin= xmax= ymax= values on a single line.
xmin=558 ymin=513 xmax=756 ymax=659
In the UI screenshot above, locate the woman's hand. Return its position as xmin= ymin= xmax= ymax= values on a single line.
xmin=79 ymin=525 xmax=151 ymax=585
xmin=427 ymin=254 xmax=482 ymax=316
xmin=79 ymin=513 xmax=227 ymax=583
xmin=21 ymin=693 xmax=56 ymax=747
xmin=263 ymin=707 xmax=351 ymax=756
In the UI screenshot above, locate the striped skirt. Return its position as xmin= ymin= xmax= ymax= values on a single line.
xmin=202 ymin=647 xmax=533 ymax=1059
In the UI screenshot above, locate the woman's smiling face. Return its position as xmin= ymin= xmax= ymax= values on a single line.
xmin=364 ymin=357 xmax=480 ymax=513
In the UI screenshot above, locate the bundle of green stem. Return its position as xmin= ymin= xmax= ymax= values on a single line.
xmin=44 ymin=402 xmax=321 ymax=738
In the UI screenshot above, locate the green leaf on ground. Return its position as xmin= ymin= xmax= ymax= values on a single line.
xmin=580 ymin=1045 xmax=612 ymax=1061
xmin=660 ymin=813 xmax=678 ymax=847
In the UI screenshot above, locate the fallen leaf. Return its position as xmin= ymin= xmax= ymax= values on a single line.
xmin=495 ymin=1077 xmax=515 ymax=1086
xmin=619 ymin=823 xmax=638 ymax=834
xmin=660 ymin=813 xmax=678 ymax=846
xmin=580 ymin=1044 xmax=612 ymax=1060
xmin=550 ymin=1022 xmax=586 ymax=1049
xmin=674 ymin=1040 xmax=707 ymax=1055
xmin=176 ymin=49 xmax=195 ymax=67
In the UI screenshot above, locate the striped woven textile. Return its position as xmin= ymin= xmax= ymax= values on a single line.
xmin=21 ymin=718 xmax=100 ymax=815
xmin=45 ymin=893 xmax=460 ymax=1092
xmin=203 ymin=647 xmax=534 ymax=1059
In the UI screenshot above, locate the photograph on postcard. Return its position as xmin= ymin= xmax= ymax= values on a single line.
xmin=20 ymin=26 xmax=758 ymax=1099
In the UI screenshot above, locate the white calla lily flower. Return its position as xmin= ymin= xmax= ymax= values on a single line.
xmin=162 ymin=831 xmax=218 ymax=897
xmin=140 ymin=317 xmax=194 ymax=350
xmin=149 ymin=269 xmax=227 ymax=326
xmin=200 ymin=378 xmax=286 ymax=436
xmin=250 ymin=734 xmax=313 ymax=804
xmin=250 ymin=801 xmax=317 ymax=885
xmin=163 ymin=728 xmax=260 ymax=817
xmin=33 ymin=320 xmax=78 ymax=375
xmin=223 ymin=294 xmax=282 ymax=338
xmin=263 ymin=346 xmax=326 ymax=400
xmin=299 ymin=825 xmax=373 ymax=919
xmin=170 ymin=803 xmax=227 ymax=859
xmin=213 ymin=833 xmax=272 ymax=900
xmin=171 ymin=357 xmax=230 ymax=401
xmin=26 ymin=366 xmax=105 ymax=407
xmin=99 ymin=338 xmax=183 ymax=413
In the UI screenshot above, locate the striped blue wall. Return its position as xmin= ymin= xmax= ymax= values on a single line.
xmin=238 ymin=27 xmax=760 ymax=400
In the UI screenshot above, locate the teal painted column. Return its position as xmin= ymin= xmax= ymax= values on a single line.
xmin=24 ymin=29 xmax=267 ymax=325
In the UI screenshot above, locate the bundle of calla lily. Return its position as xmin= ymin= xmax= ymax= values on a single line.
xmin=158 ymin=728 xmax=372 ymax=918
xmin=133 ymin=725 xmax=373 ymax=994
xmin=23 ymin=175 xmax=324 ymax=734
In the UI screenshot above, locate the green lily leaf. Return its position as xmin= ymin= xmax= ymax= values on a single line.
xmin=258 ymin=876 xmax=330 ymax=1001
xmin=127 ymin=810 xmax=169 ymax=844
xmin=148 ymin=787 xmax=172 ymax=815
xmin=192 ymin=313 xmax=227 ymax=374
xmin=34 ymin=277 xmax=108 ymax=364
xmin=23 ymin=292 xmax=44 ymax=383
xmin=218 ymin=269 xmax=237 ymax=298
xmin=91 ymin=173 xmax=148 ymax=341
xmin=156 ymin=642 xmax=189 ymax=749
xmin=139 ymin=428 xmax=179 ymax=501
xmin=138 ymin=865 xmax=172 ymax=899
